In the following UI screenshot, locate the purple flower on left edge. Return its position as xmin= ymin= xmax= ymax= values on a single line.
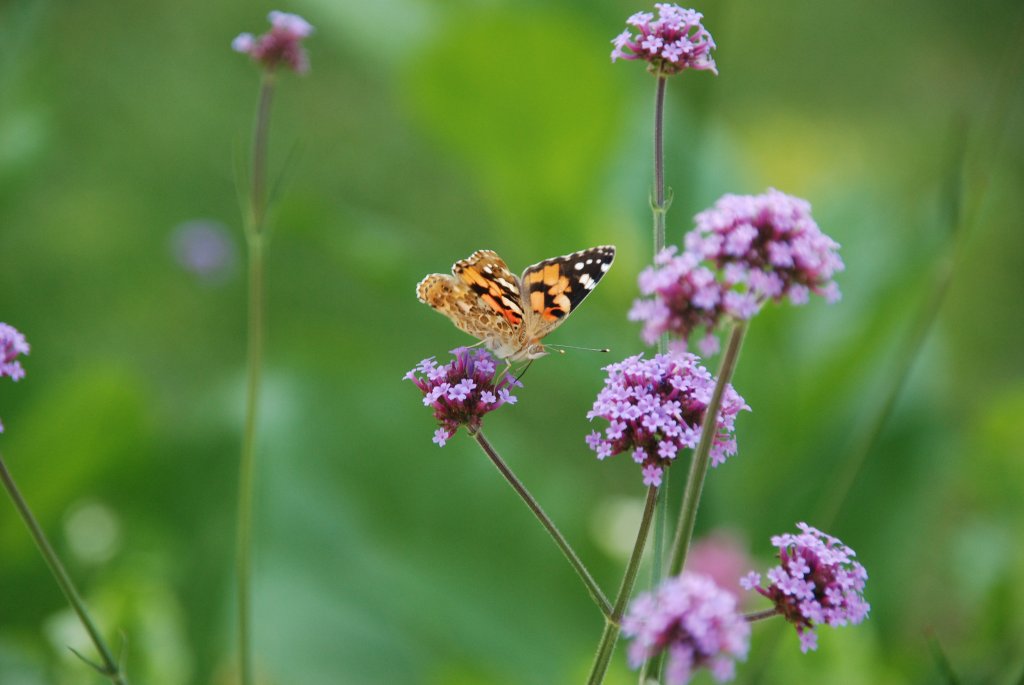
xmin=741 ymin=522 xmax=870 ymax=653
xmin=586 ymin=353 xmax=748 ymax=486
xmin=623 ymin=572 xmax=750 ymax=684
xmin=405 ymin=347 xmax=522 ymax=446
xmin=233 ymin=11 xmax=314 ymax=74
xmin=0 ymin=323 xmax=30 ymax=433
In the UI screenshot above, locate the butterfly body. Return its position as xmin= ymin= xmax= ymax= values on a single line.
xmin=417 ymin=246 xmax=616 ymax=361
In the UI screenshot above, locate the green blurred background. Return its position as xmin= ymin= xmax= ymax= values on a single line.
xmin=1 ymin=0 xmax=1022 ymax=683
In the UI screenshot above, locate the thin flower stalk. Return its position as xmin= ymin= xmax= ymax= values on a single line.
xmin=473 ymin=430 xmax=612 ymax=618
xmin=0 ymin=454 xmax=128 ymax=685
xmin=236 ymin=70 xmax=275 ymax=685
xmin=653 ymin=70 xmax=669 ymax=276
xmin=587 ymin=485 xmax=659 ymax=685
xmin=231 ymin=15 xmax=312 ymax=680
xmin=668 ymin=320 xmax=748 ymax=576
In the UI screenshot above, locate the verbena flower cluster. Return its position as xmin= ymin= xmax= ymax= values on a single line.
xmin=623 ymin=572 xmax=750 ymax=684
xmin=405 ymin=347 xmax=522 ymax=447
xmin=0 ymin=323 xmax=30 ymax=433
xmin=741 ymin=522 xmax=869 ymax=653
xmin=611 ymin=4 xmax=717 ymax=75
xmin=630 ymin=246 xmax=727 ymax=355
xmin=233 ymin=11 xmax=314 ymax=74
xmin=631 ymin=189 xmax=843 ymax=351
xmin=585 ymin=353 xmax=748 ymax=486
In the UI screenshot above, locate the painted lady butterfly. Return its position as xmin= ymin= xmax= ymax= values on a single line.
xmin=417 ymin=246 xmax=616 ymax=361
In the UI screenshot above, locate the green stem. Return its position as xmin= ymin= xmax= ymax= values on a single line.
xmin=586 ymin=485 xmax=659 ymax=685
xmin=472 ymin=431 xmax=612 ymax=618
xmin=745 ymin=607 xmax=782 ymax=622
xmin=0 ymin=453 xmax=128 ymax=685
xmin=667 ymin=320 xmax=748 ymax=577
xmin=652 ymin=72 xmax=669 ymax=356
xmin=236 ymin=71 xmax=275 ymax=685
xmin=248 ymin=73 xmax=276 ymax=238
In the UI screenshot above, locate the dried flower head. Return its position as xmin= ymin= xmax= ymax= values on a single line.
xmin=585 ymin=353 xmax=748 ymax=486
xmin=233 ymin=11 xmax=314 ymax=74
xmin=741 ymin=522 xmax=870 ymax=653
xmin=405 ymin=347 xmax=522 ymax=446
xmin=611 ymin=4 xmax=717 ymax=76
xmin=623 ymin=572 xmax=750 ymax=684
xmin=0 ymin=323 xmax=30 ymax=433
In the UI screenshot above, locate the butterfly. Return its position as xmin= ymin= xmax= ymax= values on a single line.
xmin=417 ymin=246 xmax=616 ymax=361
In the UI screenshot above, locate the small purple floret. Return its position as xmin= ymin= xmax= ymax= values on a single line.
xmin=743 ymin=522 xmax=870 ymax=653
xmin=233 ymin=10 xmax=314 ymax=74
xmin=623 ymin=572 xmax=750 ymax=684
xmin=611 ymin=4 xmax=717 ymax=76
xmin=406 ymin=347 xmax=522 ymax=446
xmin=586 ymin=353 xmax=748 ymax=485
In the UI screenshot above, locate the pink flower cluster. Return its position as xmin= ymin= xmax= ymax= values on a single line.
xmin=585 ymin=353 xmax=748 ymax=486
xmin=631 ymin=189 xmax=844 ymax=352
xmin=233 ymin=11 xmax=314 ymax=74
xmin=741 ymin=523 xmax=870 ymax=653
xmin=630 ymin=246 xmax=728 ymax=356
xmin=611 ymin=4 xmax=717 ymax=75
xmin=405 ymin=348 xmax=521 ymax=447
xmin=623 ymin=572 xmax=750 ymax=684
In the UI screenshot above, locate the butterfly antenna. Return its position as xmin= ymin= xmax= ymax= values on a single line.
xmin=546 ymin=344 xmax=611 ymax=354
xmin=514 ymin=360 xmax=534 ymax=382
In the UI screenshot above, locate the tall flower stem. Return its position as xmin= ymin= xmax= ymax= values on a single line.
xmin=649 ymin=70 xmax=671 ymax=600
xmin=0 ymin=454 xmax=128 ymax=685
xmin=586 ymin=484 xmax=659 ymax=685
xmin=236 ymin=70 xmax=275 ymax=685
xmin=651 ymin=71 xmax=668 ymax=254
xmin=651 ymin=72 xmax=669 ymax=355
xmin=472 ymin=430 xmax=612 ymax=618
xmin=667 ymin=320 xmax=748 ymax=576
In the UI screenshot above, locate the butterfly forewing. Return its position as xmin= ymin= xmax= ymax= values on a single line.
xmin=520 ymin=245 xmax=616 ymax=336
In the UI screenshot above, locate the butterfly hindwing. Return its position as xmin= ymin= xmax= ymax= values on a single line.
xmin=416 ymin=272 xmax=517 ymax=343
xmin=452 ymin=250 xmax=525 ymax=327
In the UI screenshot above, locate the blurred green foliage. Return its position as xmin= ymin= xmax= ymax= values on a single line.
xmin=1 ymin=0 xmax=1023 ymax=683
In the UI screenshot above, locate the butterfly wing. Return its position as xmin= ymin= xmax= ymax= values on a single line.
xmin=520 ymin=245 xmax=616 ymax=339
xmin=416 ymin=250 xmax=523 ymax=351
xmin=451 ymin=250 xmax=527 ymax=328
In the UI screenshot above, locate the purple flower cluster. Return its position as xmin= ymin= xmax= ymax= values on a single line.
xmin=585 ymin=353 xmax=748 ymax=486
xmin=611 ymin=4 xmax=717 ymax=76
xmin=0 ymin=323 xmax=30 ymax=433
xmin=623 ymin=572 xmax=750 ymax=684
xmin=631 ymin=189 xmax=843 ymax=350
xmin=630 ymin=246 xmax=728 ymax=356
xmin=405 ymin=347 xmax=522 ymax=446
xmin=741 ymin=523 xmax=869 ymax=653
xmin=233 ymin=11 xmax=314 ymax=74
